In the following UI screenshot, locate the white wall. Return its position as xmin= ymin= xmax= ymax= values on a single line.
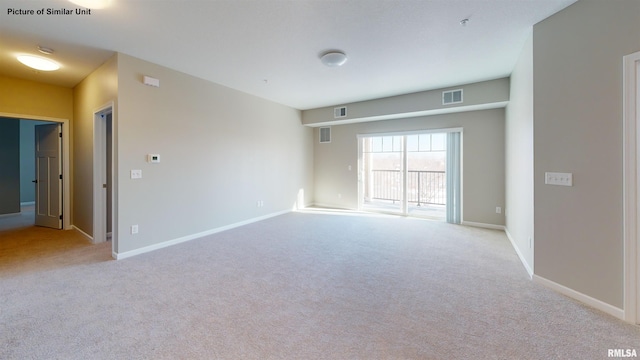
xmin=505 ymin=35 xmax=534 ymax=274
xmin=115 ymin=53 xmax=314 ymax=254
xmin=533 ymin=0 xmax=640 ymax=309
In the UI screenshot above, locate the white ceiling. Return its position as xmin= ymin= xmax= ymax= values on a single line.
xmin=0 ymin=0 xmax=576 ymax=110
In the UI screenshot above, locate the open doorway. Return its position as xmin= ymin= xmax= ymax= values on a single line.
xmin=93 ymin=104 xmax=114 ymax=250
xmin=0 ymin=116 xmax=70 ymax=232
xmin=358 ymin=129 xmax=461 ymax=223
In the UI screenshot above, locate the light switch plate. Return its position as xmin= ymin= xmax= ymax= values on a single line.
xmin=545 ymin=172 xmax=572 ymax=186
xmin=131 ymin=169 xmax=142 ymax=179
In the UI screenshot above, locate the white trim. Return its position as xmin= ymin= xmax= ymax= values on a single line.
xmin=113 ymin=210 xmax=290 ymax=260
xmin=461 ymin=221 xmax=505 ymax=231
xmin=72 ymin=225 xmax=93 ymax=242
xmin=93 ymin=103 xmax=115 ymax=250
xmin=504 ymin=227 xmax=534 ymax=278
xmin=0 ymin=112 xmax=71 ymax=230
xmin=533 ymin=275 xmax=625 ymax=321
xmin=20 ymin=201 xmax=35 ymax=206
xmin=623 ymin=51 xmax=640 ymax=324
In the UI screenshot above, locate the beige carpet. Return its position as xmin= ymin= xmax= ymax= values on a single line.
xmin=1 ymin=209 xmax=639 ymax=359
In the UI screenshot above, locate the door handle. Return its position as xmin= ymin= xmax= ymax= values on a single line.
xmin=32 ymin=180 xmax=37 ymax=183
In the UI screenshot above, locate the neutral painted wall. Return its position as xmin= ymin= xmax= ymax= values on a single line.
xmin=72 ymin=55 xmax=118 ymax=236
xmin=0 ymin=75 xmax=73 ymax=120
xmin=313 ymin=109 xmax=505 ymax=226
xmin=20 ymin=120 xmax=52 ymax=203
xmin=115 ymin=53 xmax=314 ymax=254
xmin=303 ymin=78 xmax=509 ymax=126
xmin=0 ymin=75 xmax=73 ymax=218
xmin=505 ymin=34 xmax=534 ymax=273
xmin=0 ymin=119 xmax=20 ymax=215
xmin=533 ymin=0 xmax=640 ymax=309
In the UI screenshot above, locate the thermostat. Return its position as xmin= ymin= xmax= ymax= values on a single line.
xmin=147 ymin=154 xmax=161 ymax=163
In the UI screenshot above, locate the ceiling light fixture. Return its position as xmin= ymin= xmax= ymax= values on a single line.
xmin=38 ymin=46 xmax=55 ymax=55
xmin=320 ymin=51 xmax=348 ymax=67
xmin=68 ymin=0 xmax=113 ymax=9
xmin=17 ymin=55 xmax=60 ymax=71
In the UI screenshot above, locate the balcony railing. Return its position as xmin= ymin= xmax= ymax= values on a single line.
xmin=369 ymin=170 xmax=446 ymax=205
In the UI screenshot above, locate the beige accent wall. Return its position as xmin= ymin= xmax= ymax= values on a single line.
xmin=115 ymin=53 xmax=314 ymax=254
xmin=0 ymin=75 xmax=73 ymax=120
xmin=72 ymin=55 xmax=118 ymax=236
xmin=533 ymin=0 xmax=640 ymax=308
xmin=313 ymin=109 xmax=505 ymax=226
xmin=505 ymin=34 xmax=534 ymax=272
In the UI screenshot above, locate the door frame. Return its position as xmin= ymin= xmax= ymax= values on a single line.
xmin=92 ymin=102 xmax=116 ymax=254
xmin=623 ymin=50 xmax=640 ymax=324
xmin=357 ymin=127 xmax=463 ymax=219
xmin=0 ymin=112 xmax=70 ymax=230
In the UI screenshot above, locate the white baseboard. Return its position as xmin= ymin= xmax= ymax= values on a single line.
xmin=20 ymin=201 xmax=35 ymax=206
xmin=533 ymin=274 xmax=624 ymax=320
xmin=113 ymin=210 xmax=290 ymax=260
xmin=461 ymin=221 xmax=505 ymax=231
xmin=504 ymin=228 xmax=534 ymax=278
xmin=72 ymin=225 xmax=93 ymax=242
xmin=310 ymin=202 xmax=354 ymax=211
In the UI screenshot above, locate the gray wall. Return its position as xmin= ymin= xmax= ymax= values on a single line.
xmin=313 ymin=109 xmax=505 ymax=226
xmin=533 ymin=0 xmax=640 ymax=308
xmin=303 ymin=78 xmax=509 ymax=126
xmin=20 ymin=120 xmax=52 ymax=204
xmin=115 ymin=53 xmax=314 ymax=254
xmin=0 ymin=118 xmax=20 ymax=215
xmin=505 ymin=35 xmax=534 ymax=273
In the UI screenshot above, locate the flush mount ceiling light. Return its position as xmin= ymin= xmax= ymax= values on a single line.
xmin=320 ymin=51 xmax=348 ymax=67
xmin=68 ymin=0 xmax=113 ymax=9
xmin=17 ymin=55 xmax=60 ymax=71
xmin=38 ymin=46 xmax=54 ymax=55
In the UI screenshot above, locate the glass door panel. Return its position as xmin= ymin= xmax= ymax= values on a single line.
xmin=406 ymin=134 xmax=446 ymax=219
xmin=362 ymin=136 xmax=404 ymax=214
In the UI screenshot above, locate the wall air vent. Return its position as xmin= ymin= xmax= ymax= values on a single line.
xmin=334 ymin=106 xmax=347 ymax=119
xmin=442 ymin=89 xmax=463 ymax=105
xmin=319 ymin=127 xmax=331 ymax=143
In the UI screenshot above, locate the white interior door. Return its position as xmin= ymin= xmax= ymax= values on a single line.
xmin=34 ymin=123 xmax=62 ymax=229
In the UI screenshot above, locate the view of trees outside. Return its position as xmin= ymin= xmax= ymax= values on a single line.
xmin=362 ymin=134 xmax=446 ymax=218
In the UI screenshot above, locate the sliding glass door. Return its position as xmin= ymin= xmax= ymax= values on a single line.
xmin=358 ymin=129 xmax=461 ymax=223
xmin=361 ymin=135 xmax=404 ymax=214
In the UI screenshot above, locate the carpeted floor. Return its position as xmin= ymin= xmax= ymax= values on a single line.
xmin=1 ymin=209 xmax=639 ymax=359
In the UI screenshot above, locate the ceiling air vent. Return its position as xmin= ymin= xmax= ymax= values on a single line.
xmin=442 ymin=89 xmax=463 ymax=105
xmin=319 ymin=127 xmax=331 ymax=143
xmin=334 ymin=106 xmax=347 ymax=119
